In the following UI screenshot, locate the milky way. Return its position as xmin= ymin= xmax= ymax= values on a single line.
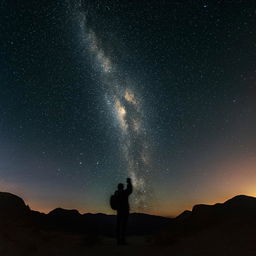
xmin=70 ymin=0 xmax=152 ymax=210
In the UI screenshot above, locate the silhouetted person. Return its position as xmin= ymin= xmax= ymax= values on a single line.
xmin=115 ymin=178 xmax=133 ymax=245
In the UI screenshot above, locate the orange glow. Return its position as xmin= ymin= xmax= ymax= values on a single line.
xmin=1 ymin=155 xmax=256 ymax=217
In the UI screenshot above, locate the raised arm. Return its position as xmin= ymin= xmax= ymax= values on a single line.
xmin=126 ymin=178 xmax=133 ymax=195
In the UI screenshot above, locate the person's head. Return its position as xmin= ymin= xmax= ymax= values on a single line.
xmin=118 ymin=183 xmax=124 ymax=191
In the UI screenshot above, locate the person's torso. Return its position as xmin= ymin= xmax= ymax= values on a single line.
xmin=116 ymin=190 xmax=129 ymax=212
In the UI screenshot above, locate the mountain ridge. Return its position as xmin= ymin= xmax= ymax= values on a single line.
xmin=1 ymin=191 xmax=256 ymax=236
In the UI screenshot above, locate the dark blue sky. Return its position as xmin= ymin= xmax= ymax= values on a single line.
xmin=0 ymin=0 xmax=256 ymax=216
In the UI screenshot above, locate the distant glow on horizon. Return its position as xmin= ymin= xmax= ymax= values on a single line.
xmin=2 ymin=154 xmax=256 ymax=217
xmin=153 ymin=155 xmax=256 ymax=216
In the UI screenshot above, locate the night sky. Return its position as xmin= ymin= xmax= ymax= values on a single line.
xmin=0 ymin=0 xmax=256 ymax=217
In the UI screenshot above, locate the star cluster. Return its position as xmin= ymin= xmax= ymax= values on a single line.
xmin=73 ymin=2 xmax=152 ymax=209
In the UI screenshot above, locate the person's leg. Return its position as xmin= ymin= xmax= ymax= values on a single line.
xmin=116 ymin=213 xmax=121 ymax=244
xmin=121 ymin=213 xmax=128 ymax=244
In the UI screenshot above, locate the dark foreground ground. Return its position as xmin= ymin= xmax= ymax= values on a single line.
xmin=1 ymin=192 xmax=256 ymax=256
xmin=1 ymin=223 xmax=256 ymax=256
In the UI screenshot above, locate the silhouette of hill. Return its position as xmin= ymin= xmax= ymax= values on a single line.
xmin=0 ymin=192 xmax=171 ymax=236
xmin=1 ymin=192 xmax=256 ymax=255
xmin=1 ymin=192 xmax=256 ymax=236
xmin=151 ymin=194 xmax=256 ymax=247
xmin=173 ymin=194 xmax=256 ymax=230
xmin=0 ymin=192 xmax=30 ymax=219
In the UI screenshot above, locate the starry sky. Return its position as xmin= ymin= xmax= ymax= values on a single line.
xmin=0 ymin=0 xmax=256 ymax=217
